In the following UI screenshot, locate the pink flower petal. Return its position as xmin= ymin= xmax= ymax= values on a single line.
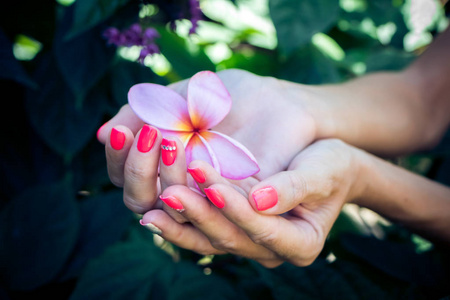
xmin=199 ymin=131 xmax=260 ymax=180
xmin=187 ymin=71 xmax=232 ymax=130
xmin=159 ymin=129 xmax=194 ymax=148
xmin=128 ymin=83 xmax=193 ymax=131
xmin=185 ymin=133 xmax=221 ymax=173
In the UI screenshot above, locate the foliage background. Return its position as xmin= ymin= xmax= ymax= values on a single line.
xmin=1 ymin=0 xmax=450 ymax=299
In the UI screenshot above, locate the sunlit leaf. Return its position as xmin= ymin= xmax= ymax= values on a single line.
xmin=269 ymin=0 xmax=340 ymax=55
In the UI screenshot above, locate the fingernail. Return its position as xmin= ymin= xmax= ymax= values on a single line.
xmin=160 ymin=195 xmax=184 ymax=212
xmin=139 ymin=220 xmax=162 ymax=235
xmin=137 ymin=125 xmax=157 ymax=153
xmin=110 ymin=128 xmax=125 ymax=150
xmin=97 ymin=122 xmax=107 ymax=140
xmin=161 ymin=138 xmax=177 ymax=166
xmin=204 ymin=188 xmax=225 ymax=209
xmin=252 ymin=186 xmax=278 ymax=211
xmin=187 ymin=167 xmax=206 ymax=183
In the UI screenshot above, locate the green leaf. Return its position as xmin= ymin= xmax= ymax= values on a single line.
xmin=167 ymin=262 xmax=237 ymax=300
xmin=26 ymin=55 xmax=106 ymax=157
xmin=269 ymin=0 xmax=340 ymax=56
xmin=157 ymin=29 xmax=216 ymax=80
xmin=278 ymin=43 xmax=342 ymax=84
xmin=67 ymin=0 xmax=131 ymax=39
xmin=364 ymin=47 xmax=415 ymax=72
xmin=110 ymin=58 xmax=167 ymax=107
xmin=219 ymin=50 xmax=277 ymax=77
xmin=54 ymin=6 xmax=116 ymax=103
xmin=0 ymin=177 xmax=79 ymax=290
xmin=254 ymin=259 xmax=393 ymax=299
xmin=0 ymin=28 xmax=36 ymax=88
xmin=69 ymin=240 xmax=173 ymax=300
xmin=339 ymin=234 xmax=450 ymax=287
xmin=59 ymin=191 xmax=133 ymax=281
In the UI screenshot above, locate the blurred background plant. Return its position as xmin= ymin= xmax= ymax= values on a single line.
xmin=1 ymin=0 xmax=449 ymax=299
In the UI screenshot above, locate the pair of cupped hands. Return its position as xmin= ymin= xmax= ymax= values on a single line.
xmin=97 ymin=69 xmax=362 ymax=268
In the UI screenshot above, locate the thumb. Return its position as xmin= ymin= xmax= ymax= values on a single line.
xmin=249 ymin=164 xmax=336 ymax=215
xmin=97 ymin=104 xmax=144 ymax=144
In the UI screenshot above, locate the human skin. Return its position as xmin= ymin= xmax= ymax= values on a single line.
xmin=98 ymin=27 xmax=450 ymax=267
xmin=140 ymin=138 xmax=450 ymax=267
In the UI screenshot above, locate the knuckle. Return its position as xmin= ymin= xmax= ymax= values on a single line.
xmin=209 ymin=228 xmax=241 ymax=252
xmin=249 ymin=227 xmax=278 ymax=247
xmin=286 ymin=171 xmax=307 ymax=202
xmin=126 ymin=164 xmax=150 ymax=182
xmin=211 ymin=237 xmax=238 ymax=253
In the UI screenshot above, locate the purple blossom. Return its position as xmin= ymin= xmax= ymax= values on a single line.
xmin=103 ymin=23 xmax=160 ymax=64
xmin=188 ymin=0 xmax=202 ymax=35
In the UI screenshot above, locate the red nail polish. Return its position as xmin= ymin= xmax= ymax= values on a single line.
xmin=137 ymin=125 xmax=157 ymax=153
xmin=204 ymin=188 xmax=225 ymax=209
xmin=187 ymin=167 xmax=206 ymax=183
xmin=161 ymin=138 xmax=177 ymax=165
xmin=110 ymin=128 xmax=125 ymax=150
xmin=252 ymin=186 xmax=278 ymax=211
xmin=160 ymin=195 xmax=184 ymax=211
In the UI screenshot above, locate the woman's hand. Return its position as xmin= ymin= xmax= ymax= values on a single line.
xmin=98 ymin=69 xmax=318 ymax=214
xmin=140 ymin=139 xmax=365 ymax=268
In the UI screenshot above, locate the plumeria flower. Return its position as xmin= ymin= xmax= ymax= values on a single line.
xmin=128 ymin=71 xmax=260 ymax=180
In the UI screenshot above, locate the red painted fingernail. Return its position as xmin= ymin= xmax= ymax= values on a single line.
xmin=160 ymin=195 xmax=184 ymax=211
xmin=137 ymin=125 xmax=157 ymax=153
xmin=161 ymin=138 xmax=177 ymax=165
xmin=96 ymin=122 xmax=107 ymax=140
xmin=110 ymin=128 xmax=125 ymax=150
xmin=252 ymin=186 xmax=278 ymax=211
xmin=187 ymin=167 xmax=206 ymax=183
xmin=204 ymin=188 xmax=225 ymax=209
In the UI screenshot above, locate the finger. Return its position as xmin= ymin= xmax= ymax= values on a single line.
xmin=97 ymin=104 xmax=145 ymax=144
xmin=187 ymin=160 xmax=241 ymax=203
xmin=159 ymin=136 xmax=187 ymax=190
xmin=140 ymin=209 xmax=225 ymax=256
xmin=206 ymin=183 xmax=324 ymax=266
xmin=160 ymin=185 xmax=281 ymax=263
xmin=159 ymin=136 xmax=190 ymax=223
xmin=123 ymin=124 xmax=161 ymax=214
xmin=105 ymin=125 xmax=135 ymax=187
xmin=249 ymin=142 xmax=350 ymax=215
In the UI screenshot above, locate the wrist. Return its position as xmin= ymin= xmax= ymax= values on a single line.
xmin=346 ymin=145 xmax=371 ymax=205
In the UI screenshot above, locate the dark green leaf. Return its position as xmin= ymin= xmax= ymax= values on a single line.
xmin=278 ymin=43 xmax=342 ymax=84
xmin=67 ymin=0 xmax=131 ymax=39
xmin=26 ymin=55 xmax=106 ymax=157
xmin=367 ymin=0 xmax=402 ymax=26
xmin=110 ymin=58 xmax=167 ymax=107
xmin=254 ymin=259 xmax=394 ymax=299
xmin=269 ymin=0 xmax=340 ymax=55
xmin=167 ymin=262 xmax=237 ymax=300
xmin=0 ymin=28 xmax=36 ymax=88
xmin=69 ymin=240 xmax=173 ymax=300
xmin=339 ymin=234 xmax=450 ymax=287
xmin=364 ymin=47 xmax=415 ymax=72
xmin=0 ymin=177 xmax=79 ymax=290
xmin=54 ymin=6 xmax=116 ymax=103
xmin=59 ymin=191 xmax=133 ymax=281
